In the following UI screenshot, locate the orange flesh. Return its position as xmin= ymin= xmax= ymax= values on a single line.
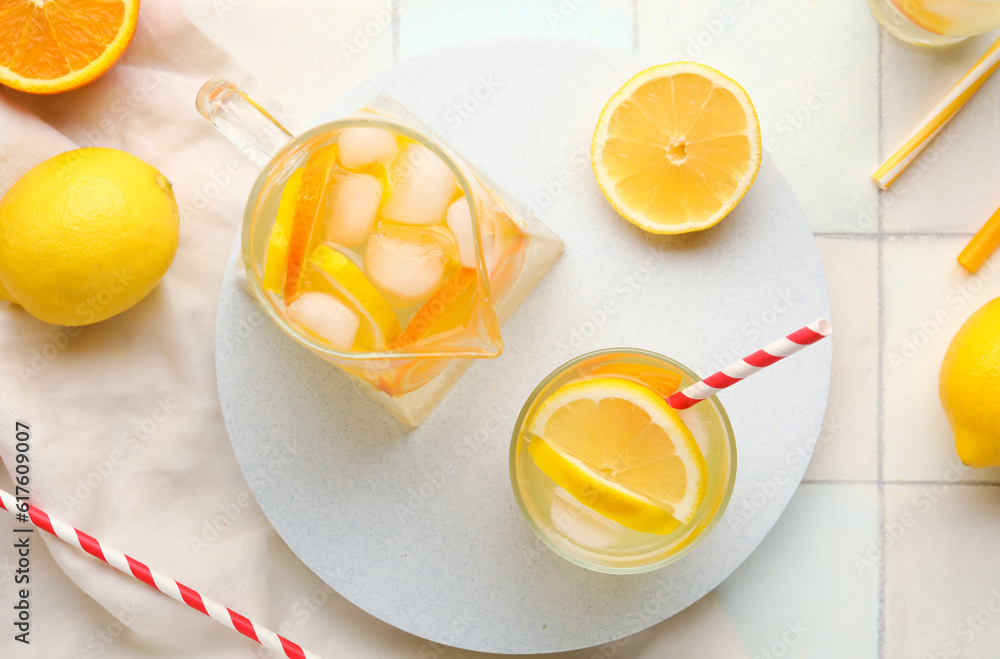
xmin=0 ymin=0 xmax=131 ymax=86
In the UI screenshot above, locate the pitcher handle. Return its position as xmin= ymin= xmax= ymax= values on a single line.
xmin=196 ymin=78 xmax=293 ymax=168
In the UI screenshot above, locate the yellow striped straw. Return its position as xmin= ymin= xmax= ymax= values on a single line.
xmin=958 ymin=203 xmax=1000 ymax=273
xmin=873 ymin=35 xmax=1000 ymax=190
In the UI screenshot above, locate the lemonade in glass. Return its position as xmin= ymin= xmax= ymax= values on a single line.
xmin=869 ymin=0 xmax=1000 ymax=45
xmin=510 ymin=349 xmax=736 ymax=573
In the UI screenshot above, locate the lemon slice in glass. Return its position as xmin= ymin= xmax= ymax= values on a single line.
xmin=526 ymin=377 xmax=707 ymax=534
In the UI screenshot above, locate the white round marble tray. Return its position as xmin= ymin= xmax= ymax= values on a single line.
xmin=216 ymin=37 xmax=832 ymax=654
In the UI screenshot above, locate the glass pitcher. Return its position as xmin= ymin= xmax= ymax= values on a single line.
xmin=196 ymin=79 xmax=564 ymax=427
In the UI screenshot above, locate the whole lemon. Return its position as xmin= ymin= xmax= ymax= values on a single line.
xmin=0 ymin=148 xmax=179 ymax=326
xmin=939 ymin=297 xmax=1000 ymax=468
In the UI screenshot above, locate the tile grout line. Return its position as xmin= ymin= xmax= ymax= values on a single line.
xmin=876 ymin=25 xmax=888 ymax=659
xmin=631 ymin=0 xmax=640 ymax=56
xmin=392 ymin=0 xmax=400 ymax=63
xmin=888 ymin=480 xmax=1000 ymax=486
xmin=812 ymin=231 xmax=976 ymax=238
xmin=802 ymin=479 xmax=1000 ymax=486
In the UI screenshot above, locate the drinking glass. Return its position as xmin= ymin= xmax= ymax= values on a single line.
xmin=869 ymin=0 xmax=1000 ymax=46
xmin=509 ymin=348 xmax=737 ymax=573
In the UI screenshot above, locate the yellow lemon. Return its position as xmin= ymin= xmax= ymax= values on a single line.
xmin=592 ymin=62 xmax=761 ymax=234
xmin=0 ymin=148 xmax=179 ymax=326
xmin=940 ymin=297 xmax=1000 ymax=468
xmin=526 ymin=377 xmax=707 ymax=534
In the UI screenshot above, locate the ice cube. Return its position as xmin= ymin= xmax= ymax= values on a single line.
xmin=285 ymin=292 xmax=360 ymax=350
xmin=324 ymin=171 xmax=383 ymax=246
xmin=446 ymin=196 xmax=494 ymax=269
xmin=364 ymin=223 xmax=457 ymax=306
xmin=446 ymin=197 xmax=475 ymax=268
xmin=337 ymin=127 xmax=398 ymax=170
xmin=381 ymin=144 xmax=457 ymax=226
xmin=550 ymin=487 xmax=626 ymax=550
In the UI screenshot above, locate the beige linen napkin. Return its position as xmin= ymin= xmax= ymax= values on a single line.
xmin=0 ymin=1 xmax=344 ymax=656
xmin=0 ymin=2 xmax=748 ymax=657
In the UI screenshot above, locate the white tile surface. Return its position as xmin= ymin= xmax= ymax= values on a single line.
xmin=883 ymin=237 xmax=1000 ymax=483
xmin=580 ymin=594 xmax=750 ymax=658
xmin=637 ymin=0 xmax=880 ymax=233
xmin=399 ymin=0 xmax=632 ymax=58
xmin=181 ymin=0 xmax=395 ymax=123
xmin=881 ymin=30 xmax=1000 ymax=234
xmin=884 ymin=484 xmax=1000 ymax=658
xmin=715 ymin=484 xmax=880 ymax=658
xmin=805 ymin=237 xmax=879 ymax=482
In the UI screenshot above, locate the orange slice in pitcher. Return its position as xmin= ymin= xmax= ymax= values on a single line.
xmin=592 ymin=62 xmax=761 ymax=234
xmin=390 ymin=267 xmax=478 ymax=349
xmin=284 ymin=144 xmax=339 ymax=303
xmin=263 ymin=168 xmax=304 ymax=295
xmin=0 ymin=0 xmax=140 ymax=94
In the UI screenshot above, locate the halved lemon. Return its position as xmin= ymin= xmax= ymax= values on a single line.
xmin=526 ymin=377 xmax=707 ymax=534
xmin=307 ymin=243 xmax=400 ymax=350
xmin=0 ymin=0 xmax=140 ymax=94
xmin=592 ymin=62 xmax=761 ymax=234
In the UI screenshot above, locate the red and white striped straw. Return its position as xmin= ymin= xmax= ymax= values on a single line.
xmin=0 ymin=489 xmax=321 ymax=659
xmin=667 ymin=318 xmax=832 ymax=410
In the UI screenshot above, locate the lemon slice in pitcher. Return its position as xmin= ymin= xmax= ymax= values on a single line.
xmin=308 ymin=244 xmax=400 ymax=350
xmin=592 ymin=62 xmax=761 ymax=234
xmin=526 ymin=377 xmax=706 ymax=534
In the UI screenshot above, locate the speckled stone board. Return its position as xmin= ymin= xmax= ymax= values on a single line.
xmin=216 ymin=37 xmax=832 ymax=654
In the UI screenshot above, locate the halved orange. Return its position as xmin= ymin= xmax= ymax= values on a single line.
xmin=592 ymin=62 xmax=761 ymax=234
xmin=0 ymin=0 xmax=140 ymax=94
